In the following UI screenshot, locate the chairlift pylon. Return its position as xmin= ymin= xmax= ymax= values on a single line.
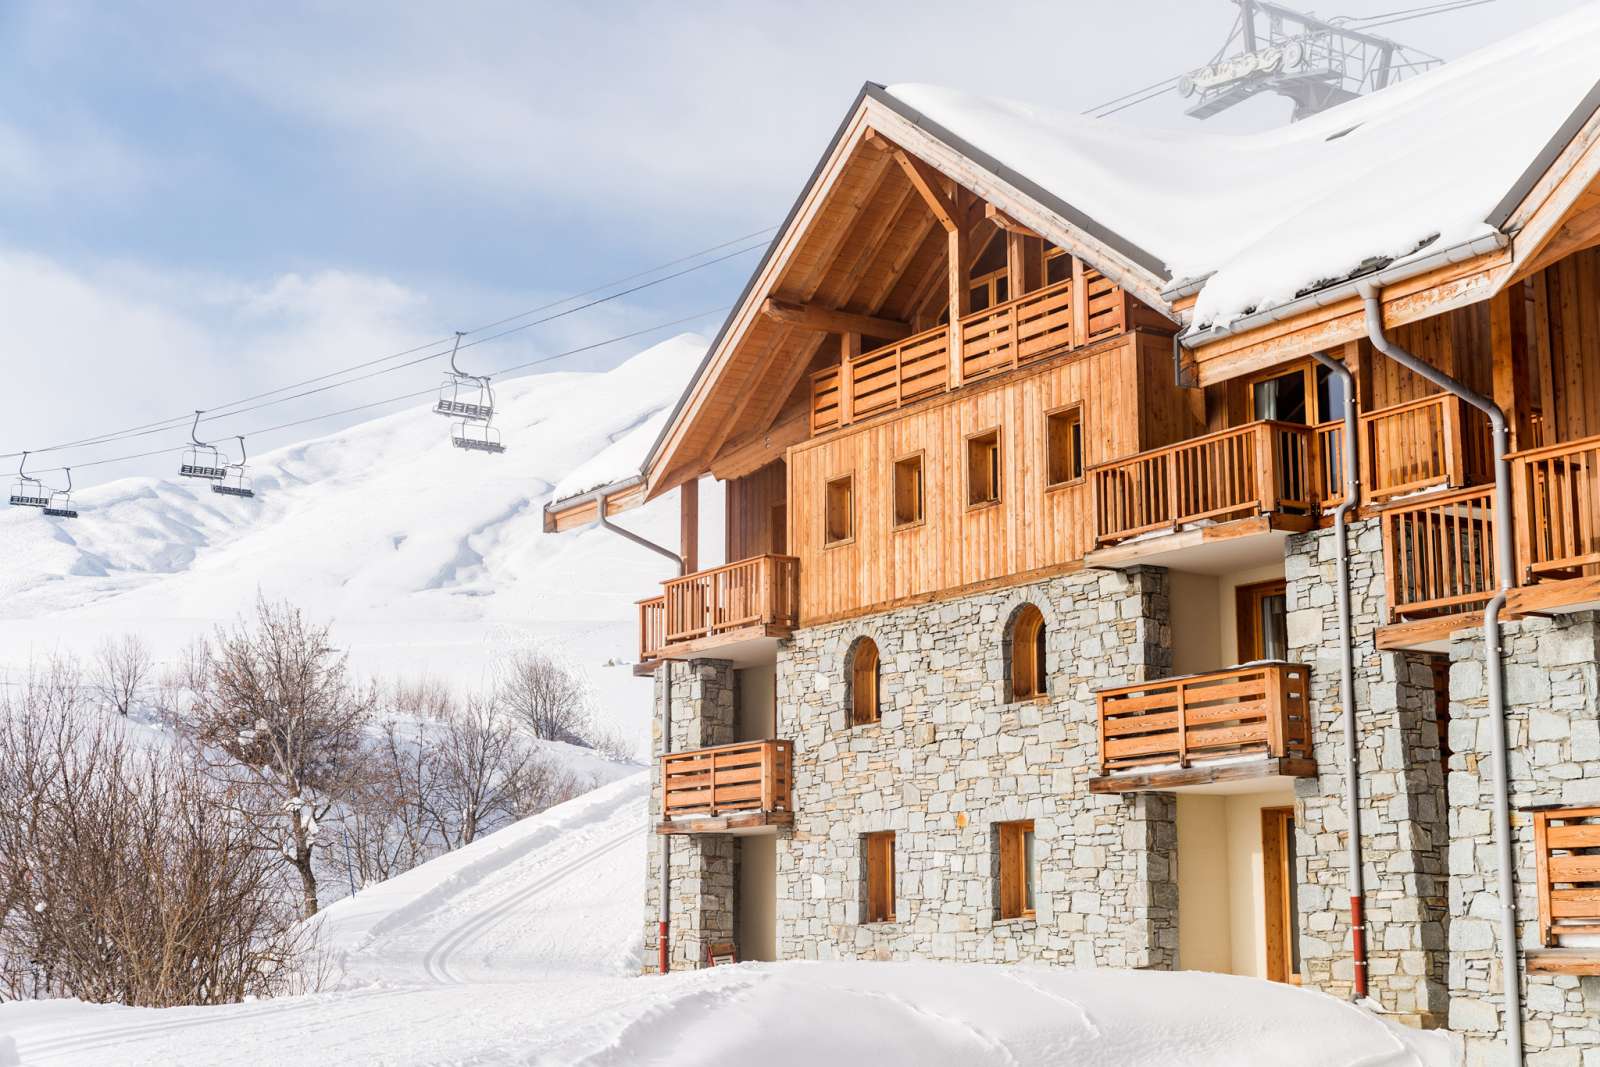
xmin=8 ymin=452 xmax=50 ymax=508
xmin=434 ymin=332 xmax=496 ymax=422
xmin=43 ymin=467 xmax=78 ymax=519
xmin=211 ymin=435 xmax=256 ymax=499
xmin=180 ymin=411 xmax=230 ymax=481
xmin=451 ymin=419 xmax=505 ymax=454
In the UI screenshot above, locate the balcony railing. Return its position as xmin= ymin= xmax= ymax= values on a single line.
xmin=1362 ymin=393 xmax=1491 ymax=501
xmin=1096 ymin=663 xmax=1312 ymax=776
xmin=1515 ymin=433 xmax=1600 ymax=583
xmin=1381 ymin=484 xmax=1498 ymax=620
xmin=1532 ymin=806 xmax=1600 ymax=950
xmin=809 ymin=276 xmax=1132 ymax=434
xmin=638 ymin=554 xmax=800 ymax=661
xmin=1091 ymin=420 xmax=1315 ymax=545
xmin=660 ymin=739 xmax=794 ymax=825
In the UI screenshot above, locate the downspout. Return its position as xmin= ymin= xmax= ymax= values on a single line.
xmin=589 ymin=490 xmax=686 ymax=975
xmin=1309 ymin=349 xmax=1367 ymax=1000
xmin=1357 ymin=282 xmax=1522 ymax=1063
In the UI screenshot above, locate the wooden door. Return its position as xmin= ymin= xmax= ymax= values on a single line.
xmin=1262 ymin=806 xmax=1301 ymax=984
xmin=1236 ymin=579 xmax=1288 ymax=662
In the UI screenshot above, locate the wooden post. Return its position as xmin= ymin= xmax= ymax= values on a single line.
xmin=1006 ymin=229 xmax=1028 ymax=298
xmin=1490 ymin=283 xmax=1531 ymax=452
xmin=1264 ymin=668 xmax=1285 ymax=758
xmin=1071 ymin=257 xmax=1089 ymax=348
xmin=1256 ymin=425 xmax=1276 ymax=514
xmin=1175 ymin=681 xmax=1188 ymax=768
xmin=947 ymin=201 xmax=970 ymax=389
xmin=840 ymin=332 xmax=860 ymax=425
xmin=1534 ymin=810 xmax=1553 ymax=947
xmin=680 ymin=479 xmax=699 ymax=575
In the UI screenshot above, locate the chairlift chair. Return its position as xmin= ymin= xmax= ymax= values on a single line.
xmin=8 ymin=452 xmax=49 ymax=508
xmin=180 ymin=411 xmax=229 ymax=480
xmin=43 ymin=467 xmax=78 ymax=519
xmin=434 ymin=332 xmax=496 ymax=422
xmin=211 ymin=436 xmax=256 ymax=499
xmin=451 ymin=419 xmax=505 ymax=454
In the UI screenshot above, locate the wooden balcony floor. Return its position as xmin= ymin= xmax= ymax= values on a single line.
xmin=1084 ymin=513 xmax=1312 ymax=575
xmin=655 ymin=809 xmax=794 ymax=835
xmin=1090 ymin=754 xmax=1317 ymax=794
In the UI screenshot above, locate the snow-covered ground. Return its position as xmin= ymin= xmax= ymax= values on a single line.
xmin=0 ymin=772 xmax=1458 ymax=1066
xmin=0 ymin=333 xmax=723 ymax=750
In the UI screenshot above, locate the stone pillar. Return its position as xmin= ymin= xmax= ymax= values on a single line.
xmin=1285 ymin=518 xmax=1449 ymax=1024
xmin=1447 ymin=612 xmax=1600 ymax=1063
xmin=642 ymin=659 xmax=738 ymax=972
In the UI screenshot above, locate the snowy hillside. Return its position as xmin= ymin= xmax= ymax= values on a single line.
xmin=0 ymin=334 xmax=720 ymax=746
xmin=0 ymin=774 xmax=1459 ymax=1067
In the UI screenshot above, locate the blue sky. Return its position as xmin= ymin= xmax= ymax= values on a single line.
xmin=0 ymin=0 xmax=1585 ymax=484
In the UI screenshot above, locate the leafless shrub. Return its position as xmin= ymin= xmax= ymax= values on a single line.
xmin=92 ymin=634 xmax=152 ymax=717
xmin=496 ymin=648 xmax=592 ymax=743
xmin=177 ymin=596 xmax=377 ymax=918
xmin=583 ymin=721 xmax=639 ymax=764
xmin=0 ymin=663 xmax=312 ymax=1006
xmin=335 ymin=719 xmax=436 ymax=889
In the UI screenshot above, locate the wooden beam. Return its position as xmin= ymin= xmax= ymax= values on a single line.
xmin=710 ymin=409 xmax=809 ymax=482
xmin=1490 ymin=283 xmax=1531 ymax=450
xmin=679 ymin=479 xmax=699 ymax=574
xmin=840 ymin=332 xmax=861 ymax=424
xmin=1006 ymin=229 xmax=1028 ymax=296
xmin=868 ymin=130 xmax=958 ymax=232
xmin=986 ymin=203 xmax=1041 ymax=238
xmin=947 ymin=188 xmax=972 ymax=388
xmin=761 ymin=298 xmax=910 ymax=340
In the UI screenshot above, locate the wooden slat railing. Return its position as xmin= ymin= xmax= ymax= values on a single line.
xmin=661 ymin=554 xmax=800 ymax=646
xmin=639 ymin=596 xmax=667 ymax=662
xmin=1090 ymin=420 xmax=1315 ymax=545
xmin=1096 ymin=663 xmax=1311 ymax=775
xmin=1514 ymin=433 xmax=1600 ymax=583
xmin=1533 ymin=807 xmax=1600 ymax=948
xmin=959 ymin=277 xmax=1077 ymax=381
xmin=1381 ymin=484 xmax=1497 ymax=620
xmin=1315 ymin=420 xmax=1346 ymax=503
xmin=661 ymin=739 xmax=794 ymax=821
xmin=848 ymin=324 xmax=949 ymax=420
xmin=1362 ymin=393 xmax=1491 ymax=501
xmin=1083 ymin=267 xmax=1127 ymax=342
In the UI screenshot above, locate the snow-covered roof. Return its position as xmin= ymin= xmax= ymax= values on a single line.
xmin=886 ymin=5 xmax=1600 ymax=327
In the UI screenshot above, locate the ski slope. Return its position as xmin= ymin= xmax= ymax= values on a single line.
xmin=0 ymin=771 xmax=1459 ymax=1066
xmin=0 ymin=333 xmax=722 ymax=747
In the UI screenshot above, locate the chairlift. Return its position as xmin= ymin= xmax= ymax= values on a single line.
xmin=434 ymin=332 xmax=495 ymax=422
xmin=451 ymin=419 xmax=505 ymax=454
xmin=43 ymin=467 xmax=78 ymax=519
xmin=8 ymin=452 xmax=50 ymax=508
xmin=211 ymin=436 xmax=256 ymax=499
xmin=180 ymin=411 xmax=229 ymax=480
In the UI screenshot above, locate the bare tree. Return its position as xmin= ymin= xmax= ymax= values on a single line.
xmin=179 ymin=597 xmax=376 ymax=918
xmin=425 ymin=693 xmax=540 ymax=848
xmin=0 ymin=662 xmax=312 ymax=1006
xmin=496 ymin=649 xmax=591 ymax=743
xmin=334 ymin=719 xmax=437 ymax=889
xmin=92 ymin=634 xmax=152 ymax=717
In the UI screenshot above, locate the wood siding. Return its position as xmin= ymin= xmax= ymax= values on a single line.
xmin=726 ymin=460 xmax=788 ymax=560
xmin=788 ymin=333 xmax=1165 ymax=623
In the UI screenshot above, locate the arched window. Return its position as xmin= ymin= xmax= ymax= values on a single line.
xmin=1011 ymin=604 xmax=1047 ymax=700
xmin=851 ymin=637 xmax=881 ymax=726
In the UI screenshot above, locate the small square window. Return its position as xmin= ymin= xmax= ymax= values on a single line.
xmin=967 ymin=429 xmax=1001 ymax=507
xmin=998 ymin=820 xmax=1036 ymax=920
xmin=1047 ymin=406 xmax=1084 ymax=487
xmin=893 ymin=453 xmax=924 ymax=527
xmin=864 ymin=831 xmax=896 ymax=923
xmin=825 ymin=475 xmax=854 ymax=545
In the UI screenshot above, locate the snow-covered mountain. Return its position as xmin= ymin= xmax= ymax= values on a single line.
xmin=0 ymin=334 xmax=720 ymax=746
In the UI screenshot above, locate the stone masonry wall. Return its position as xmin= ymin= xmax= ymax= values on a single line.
xmin=1286 ymin=518 xmax=1450 ymax=1025
xmin=1448 ymin=612 xmax=1600 ymax=1065
xmin=775 ymin=567 xmax=1178 ymax=967
xmin=642 ymin=659 xmax=737 ymax=972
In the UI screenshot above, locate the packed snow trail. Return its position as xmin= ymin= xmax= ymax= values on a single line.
xmin=0 ymin=767 xmax=1458 ymax=1066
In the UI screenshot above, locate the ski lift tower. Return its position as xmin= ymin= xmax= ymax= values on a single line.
xmin=1178 ymin=1 xmax=1445 ymax=121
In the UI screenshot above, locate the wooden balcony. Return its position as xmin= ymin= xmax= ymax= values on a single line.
xmin=1361 ymin=393 xmax=1491 ymax=501
xmin=658 ymin=739 xmax=794 ymax=834
xmin=1527 ymin=806 xmax=1600 ymax=976
xmin=809 ymin=275 xmax=1135 ymax=434
xmin=1091 ymin=663 xmax=1315 ymax=793
xmin=1087 ymin=421 xmax=1317 ymax=569
xmin=1515 ymin=434 xmax=1600 ymax=585
xmin=637 ymin=554 xmax=800 ymax=667
xmin=1380 ymin=485 xmax=1499 ymax=623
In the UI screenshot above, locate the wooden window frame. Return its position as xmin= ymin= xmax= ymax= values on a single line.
xmin=1262 ymin=806 xmax=1301 ymax=984
xmin=1010 ymin=603 xmax=1048 ymax=701
xmin=851 ymin=638 xmax=881 ymax=727
xmin=1242 ymin=358 xmax=1343 ymax=428
xmin=824 ymin=473 xmax=855 ymax=548
xmin=891 ymin=451 xmax=926 ymax=530
xmin=1045 ymin=402 xmax=1086 ymax=490
xmin=1043 ymin=245 xmax=1073 ymax=287
xmin=997 ymin=819 xmax=1036 ymax=921
xmin=1235 ymin=578 xmax=1288 ymax=663
xmin=966 ymin=427 xmax=1003 ymax=510
xmin=864 ymin=831 xmax=896 ymax=924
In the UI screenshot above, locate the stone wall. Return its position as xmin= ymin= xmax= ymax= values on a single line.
xmin=1285 ymin=518 xmax=1450 ymax=1024
xmin=642 ymin=659 xmax=738 ymax=972
xmin=774 ymin=566 xmax=1178 ymax=967
xmin=1448 ymin=612 xmax=1600 ymax=1065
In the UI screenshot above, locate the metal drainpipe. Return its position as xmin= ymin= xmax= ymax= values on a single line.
xmin=589 ymin=490 xmax=686 ymax=975
xmin=1357 ymin=282 xmax=1522 ymax=1064
xmin=1310 ymin=349 xmax=1368 ymax=1000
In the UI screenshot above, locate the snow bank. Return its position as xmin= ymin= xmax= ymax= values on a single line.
xmin=888 ymin=5 xmax=1600 ymax=325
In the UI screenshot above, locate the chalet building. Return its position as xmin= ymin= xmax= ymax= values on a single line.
xmin=546 ymin=14 xmax=1600 ymax=1063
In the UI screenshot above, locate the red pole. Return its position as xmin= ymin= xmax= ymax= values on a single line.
xmin=658 ymin=920 xmax=670 ymax=975
xmin=1350 ymin=895 xmax=1368 ymax=998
